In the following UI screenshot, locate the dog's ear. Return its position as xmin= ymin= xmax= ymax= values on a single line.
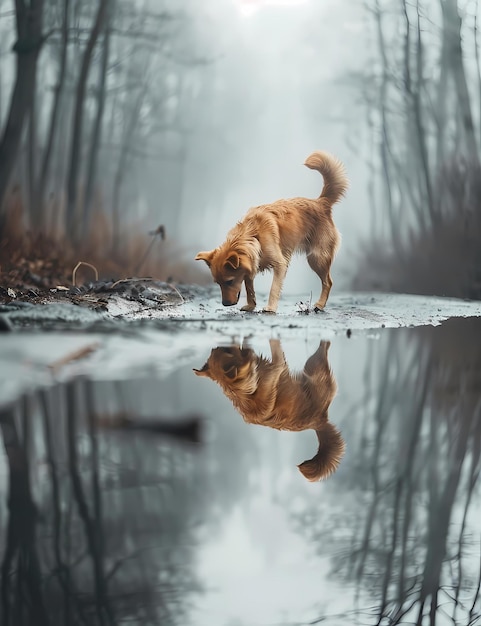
xmin=193 ymin=364 xmax=209 ymax=377
xmin=195 ymin=250 xmax=214 ymax=267
xmin=223 ymin=364 xmax=238 ymax=379
xmin=225 ymin=252 xmax=240 ymax=270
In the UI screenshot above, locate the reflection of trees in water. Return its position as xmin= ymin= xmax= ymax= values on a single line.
xmin=0 ymin=377 xmax=208 ymax=625
xmin=293 ymin=320 xmax=481 ymax=625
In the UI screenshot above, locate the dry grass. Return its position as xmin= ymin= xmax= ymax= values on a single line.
xmin=0 ymin=196 xmax=208 ymax=290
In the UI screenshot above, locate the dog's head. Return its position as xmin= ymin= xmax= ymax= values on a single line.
xmin=193 ymin=345 xmax=259 ymax=395
xmin=195 ymin=248 xmax=249 ymax=307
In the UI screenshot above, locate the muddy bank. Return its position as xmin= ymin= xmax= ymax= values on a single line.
xmin=0 ymin=279 xmax=203 ymax=331
xmin=1 ymin=282 xmax=481 ymax=335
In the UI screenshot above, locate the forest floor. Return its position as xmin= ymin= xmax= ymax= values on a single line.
xmin=1 ymin=277 xmax=481 ymax=335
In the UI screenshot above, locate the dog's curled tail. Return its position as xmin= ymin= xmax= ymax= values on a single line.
xmin=298 ymin=422 xmax=345 ymax=482
xmin=304 ymin=151 xmax=348 ymax=206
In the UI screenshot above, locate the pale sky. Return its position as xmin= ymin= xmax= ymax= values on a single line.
xmin=235 ymin=0 xmax=311 ymax=18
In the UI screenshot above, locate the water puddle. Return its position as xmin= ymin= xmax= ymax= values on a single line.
xmin=1 ymin=317 xmax=480 ymax=625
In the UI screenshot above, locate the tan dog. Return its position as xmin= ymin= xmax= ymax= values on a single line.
xmin=194 ymin=339 xmax=345 ymax=481
xmin=196 ymin=151 xmax=348 ymax=313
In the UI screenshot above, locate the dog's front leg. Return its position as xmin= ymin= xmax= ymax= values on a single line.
xmin=269 ymin=338 xmax=286 ymax=365
xmin=241 ymin=276 xmax=256 ymax=312
xmin=263 ymin=262 xmax=288 ymax=313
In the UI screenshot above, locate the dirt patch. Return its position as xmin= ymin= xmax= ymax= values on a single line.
xmin=2 ymin=289 xmax=481 ymax=338
xmin=0 ymin=276 xmax=203 ymax=311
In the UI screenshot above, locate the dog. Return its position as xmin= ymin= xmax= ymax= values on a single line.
xmin=195 ymin=151 xmax=348 ymax=313
xmin=194 ymin=339 xmax=345 ymax=481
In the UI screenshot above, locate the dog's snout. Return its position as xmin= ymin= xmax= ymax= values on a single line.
xmin=222 ymin=291 xmax=240 ymax=307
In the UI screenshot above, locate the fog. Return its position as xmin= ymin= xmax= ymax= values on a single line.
xmin=177 ymin=0 xmax=369 ymax=293
xmin=0 ymin=0 xmax=368 ymax=293
xmin=1 ymin=0 xmax=480 ymax=299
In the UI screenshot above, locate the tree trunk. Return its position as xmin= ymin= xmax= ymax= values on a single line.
xmin=412 ymin=0 xmax=434 ymax=224
xmin=83 ymin=0 xmax=113 ymax=239
xmin=65 ymin=0 xmax=108 ymax=244
xmin=374 ymin=0 xmax=403 ymax=253
xmin=27 ymin=80 xmax=38 ymax=228
xmin=442 ymin=0 xmax=480 ymax=165
xmin=0 ymin=0 xmax=45 ymax=220
xmin=37 ymin=0 xmax=70 ymax=231
xmin=435 ymin=3 xmax=450 ymax=174
xmin=0 ymin=54 xmax=3 ymax=126
xmin=111 ymin=72 xmax=147 ymax=256
xmin=0 ymin=405 xmax=49 ymax=626
xmin=474 ymin=11 xmax=481 ymax=150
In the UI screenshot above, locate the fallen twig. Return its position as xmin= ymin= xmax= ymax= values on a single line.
xmin=296 ymin=292 xmax=313 ymax=314
xmin=110 ymin=277 xmax=152 ymax=289
xmin=164 ymin=282 xmax=184 ymax=304
xmin=95 ymin=411 xmax=202 ymax=443
xmin=108 ymin=277 xmax=184 ymax=304
xmin=72 ymin=261 xmax=99 ymax=286
xmin=48 ymin=343 xmax=100 ymax=374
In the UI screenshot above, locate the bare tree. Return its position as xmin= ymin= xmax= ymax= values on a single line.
xmin=440 ymin=0 xmax=479 ymax=166
xmin=0 ymin=0 xmax=45 ymax=219
xmin=82 ymin=0 xmax=115 ymax=239
xmin=36 ymin=0 xmax=71 ymax=228
xmin=65 ymin=0 xmax=108 ymax=242
xmin=0 ymin=403 xmax=49 ymax=626
xmin=354 ymin=0 xmax=481 ymax=298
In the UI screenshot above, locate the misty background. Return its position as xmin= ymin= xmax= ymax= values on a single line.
xmin=1 ymin=321 xmax=481 ymax=625
xmin=1 ymin=3 xmax=481 ymax=623
xmin=0 ymin=0 xmax=480 ymax=298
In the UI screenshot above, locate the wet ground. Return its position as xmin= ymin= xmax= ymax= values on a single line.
xmin=1 ymin=291 xmax=481 ymax=625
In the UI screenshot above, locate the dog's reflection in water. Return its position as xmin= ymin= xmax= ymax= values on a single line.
xmin=194 ymin=340 xmax=344 ymax=481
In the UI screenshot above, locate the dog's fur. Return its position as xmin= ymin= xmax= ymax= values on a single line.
xmin=194 ymin=339 xmax=344 ymax=481
xmin=196 ymin=151 xmax=348 ymax=312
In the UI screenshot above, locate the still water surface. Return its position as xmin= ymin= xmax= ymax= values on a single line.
xmin=1 ymin=318 xmax=480 ymax=626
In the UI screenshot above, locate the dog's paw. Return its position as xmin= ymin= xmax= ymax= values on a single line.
xmin=313 ymin=303 xmax=326 ymax=313
xmin=262 ymin=307 xmax=277 ymax=315
xmin=240 ymin=304 xmax=256 ymax=312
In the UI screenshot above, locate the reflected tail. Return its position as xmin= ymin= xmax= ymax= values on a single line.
xmin=298 ymin=422 xmax=345 ymax=481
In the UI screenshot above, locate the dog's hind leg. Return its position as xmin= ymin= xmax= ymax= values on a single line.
xmin=307 ymin=253 xmax=333 ymax=311
xmin=303 ymin=341 xmax=336 ymax=398
xmin=304 ymin=340 xmax=330 ymax=376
